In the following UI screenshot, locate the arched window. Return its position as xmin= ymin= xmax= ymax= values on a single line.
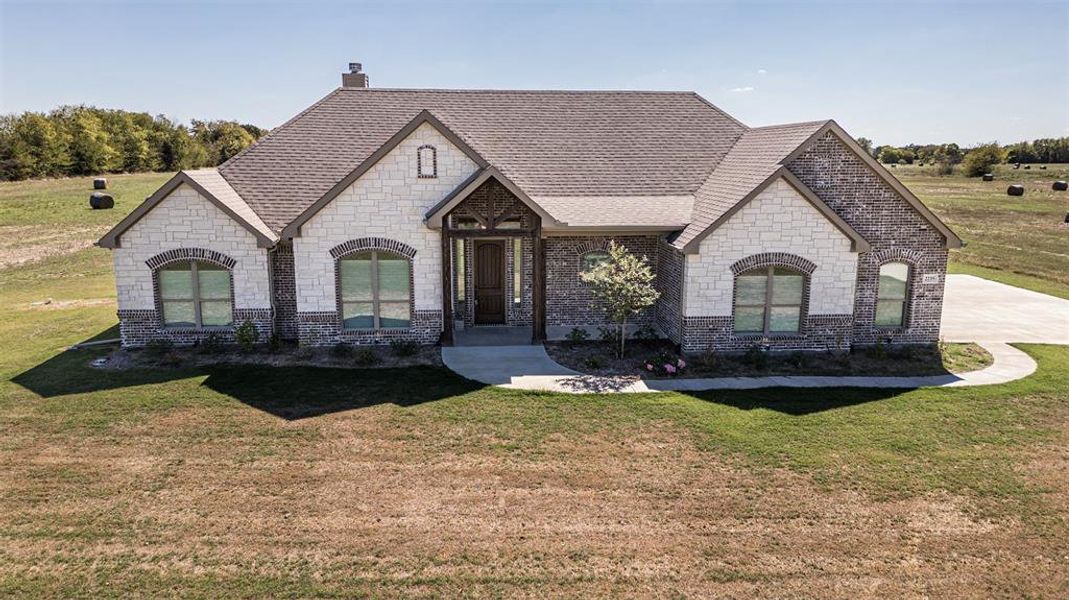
xmin=734 ymin=266 xmax=805 ymax=334
xmin=417 ymin=145 xmax=437 ymax=178
xmin=158 ymin=261 xmax=233 ymax=327
xmin=339 ymin=251 xmax=412 ymax=329
xmin=876 ymin=262 xmax=910 ymax=327
xmin=579 ymin=250 xmax=611 ymax=274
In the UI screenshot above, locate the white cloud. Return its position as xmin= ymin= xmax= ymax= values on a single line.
xmin=730 ymin=86 xmax=755 ymax=93
xmin=757 ymin=69 xmax=767 ymax=75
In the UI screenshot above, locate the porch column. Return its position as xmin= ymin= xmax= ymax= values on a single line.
xmin=440 ymin=224 xmax=454 ymax=346
xmin=531 ymin=216 xmax=546 ymax=343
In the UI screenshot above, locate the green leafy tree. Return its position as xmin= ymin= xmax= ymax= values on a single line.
xmin=7 ymin=113 xmax=69 ymax=178
xmin=855 ymin=137 xmax=873 ymax=156
xmin=580 ymin=241 xmax=660 ymax=358
xmin=962 ymin=143 xmax=1006 ymax=177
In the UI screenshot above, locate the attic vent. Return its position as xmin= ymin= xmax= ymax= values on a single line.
xmin=417 ymin=145 xmax=437 ymax=178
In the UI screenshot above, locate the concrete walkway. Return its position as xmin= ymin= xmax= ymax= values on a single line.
xmin=442 ymin=341 xmax=1036 ymax=394
xmin=443 ymin=274 xmax=1064 ymax=393
xmin=941 ymin=275 xmax=1069 ymax=344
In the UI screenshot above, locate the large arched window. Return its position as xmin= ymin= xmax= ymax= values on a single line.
xmin=339 ymin=251 xmax=412 ymax=329
xmin=733 ymin=266 xmax=805 ymax=334
xmin=158 ymin=261 xmax=233 ymax=328
xmin=876 ymin=262 xmax=911 ymax=328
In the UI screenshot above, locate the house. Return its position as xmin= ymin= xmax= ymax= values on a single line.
xmin=98 ymin=64 xmax=962 ymax=353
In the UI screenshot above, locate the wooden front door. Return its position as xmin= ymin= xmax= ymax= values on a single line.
xmin=474 ymin=240 xmax=506 ymax=324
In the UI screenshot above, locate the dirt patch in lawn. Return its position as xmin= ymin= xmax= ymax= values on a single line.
xmin=546 ymin=340 xmax=993 ymax=379
xmin=0 ymin=415 xmax=1061 ymax=597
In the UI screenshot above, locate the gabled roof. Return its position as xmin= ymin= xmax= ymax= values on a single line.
xmin=673 ymin=119 xmax=963 ymax=251
xmin=97 ymin=169 xmax=278 ymax=249
xmin=282 ymin=109 xmax=488 ymax=238
xmin=423 ymin=167 xmax=562 ymax=229
xmin=219 ymin=88 xmax=747 ymax=232
xmin=673 ymin=120 xmax=832 ymax=250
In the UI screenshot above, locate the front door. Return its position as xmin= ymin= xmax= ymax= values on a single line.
xmin=474 ymin=240 xmax=506 ymax=324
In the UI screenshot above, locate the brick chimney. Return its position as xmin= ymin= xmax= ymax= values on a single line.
xmin=342 ymin=62 xmax=369 ymax=88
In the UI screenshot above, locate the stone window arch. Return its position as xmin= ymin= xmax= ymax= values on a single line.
xmin=417 ymin=144 xmax=437 ymax=178
xmin=730 ymin=253 xmax=815 ymax=336
xmin=146 ymin=248 xmax=236 ymax=329
xmin=331 ymin=238 xmax=417 ymax=330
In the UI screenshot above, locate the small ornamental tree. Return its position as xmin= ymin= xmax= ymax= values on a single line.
xmin=580 ymin=241 xmax=660 ymax=358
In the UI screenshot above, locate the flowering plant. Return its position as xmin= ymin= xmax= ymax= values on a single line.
xmin=643 ymin=351 xmax=687 ymax=377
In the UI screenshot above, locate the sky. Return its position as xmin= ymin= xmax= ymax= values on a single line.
xmin=1 ymin=0 xmax=1067 ymax=146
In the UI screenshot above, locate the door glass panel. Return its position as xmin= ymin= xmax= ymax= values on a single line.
xmin=162 ymin=301 xmax=195 ymax=326
xmin=340 ymin=254 xmax=373 ymax=300
xmin=771 ymin=270 xmax=804 ymax=304
xmin=734 ymin=306 xmax=765 ymax=333
xmin=769 ymin=306 xmax=801 ymax=333
xmin=377 ymin=254 xmax=410 ymax=301
xmin=159 ymin=266 xmax=193 ymax=299
xmin=197 ymin=265 xmax=231 ymax=300
xmin=513 ymin=239 xmax=522 ymax=302
xmin=200 ymin=301 xmax=233 ymax=326
xmin=875 ymin=300 xmax=905 ymax=327
xmin=455 ymin=239 xmax=465 ymax=301
xmin=342 ymin=302 xmax=374 ymax=329
xmin=378 ymin=302 xmax=411 ymax=328
xmin=735 ymin=274 xmax=767 ymax=305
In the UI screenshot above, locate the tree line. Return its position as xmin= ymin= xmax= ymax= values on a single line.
xmin=855 ymin=136 xmax=1069 ymax=177
xmin=0 ymin=106 xmax=267 ymax=181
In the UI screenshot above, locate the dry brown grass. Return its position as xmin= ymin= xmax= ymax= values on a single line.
xmin=2 ymin=400 xmax=1064 ymax=598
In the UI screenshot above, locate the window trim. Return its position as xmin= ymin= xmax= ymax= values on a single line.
xmin=337 ymin=250 xmax=414 ymax=331
xmin=732 ymin=266 xmax=807 ymax=337
xmin=512 ymin=238 xmax=522 ymax=304
xmin=155 ymin=260 xmax=234 ymax=330
xmin=417 ymin=144 xmax=437 ymax=179
xmin=875 ymin=261 xmax=913 ymax=330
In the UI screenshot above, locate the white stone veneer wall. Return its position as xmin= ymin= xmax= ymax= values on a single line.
xmin=112 ymin=183 xmax=271 ymax=310
xmin=293 ymin=122 xmax=479 ymax=313
xmin=684 ymin=178 xmax=858 ymax=316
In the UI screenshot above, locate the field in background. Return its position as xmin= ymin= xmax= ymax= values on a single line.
xmin=884 ymin=163 xmax=1069 ymax=298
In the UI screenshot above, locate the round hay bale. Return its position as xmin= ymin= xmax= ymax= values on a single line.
xmin=1053 ymin=180 xmax=1068 ymax=191
xmin=890 ymin=163 xmax=896 ymax=168
xmin=1024 ymin=165 xmax=1031 ymax=170
xmin=1040 ymin=165 xmax=1047 ymax=170
xmin=93 ymin=178 xmax=107 ymax=190
xmin=89 ymin=191 xmax=114 ymax=209
xmin=982 ymin=173 xmax=994 ymax=181
xmin=1007 ymin=185 xmax=1025 ymax=196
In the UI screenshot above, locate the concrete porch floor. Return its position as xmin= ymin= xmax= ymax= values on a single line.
xmin=453 ymin=326 xmax=534 ymax=347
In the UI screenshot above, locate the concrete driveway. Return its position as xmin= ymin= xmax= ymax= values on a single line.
xmin=941 ymin=274 xmax=1069 ymax=344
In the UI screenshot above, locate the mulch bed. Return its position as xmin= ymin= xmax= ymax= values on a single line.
xmin=96 ymin=343 xmax=443 ymax=371
xmin=545 ymin=340 xmax=982 ymax=379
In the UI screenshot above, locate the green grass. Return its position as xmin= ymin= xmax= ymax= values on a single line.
xmin=894 ymin=163 xmax=1069 ymax=299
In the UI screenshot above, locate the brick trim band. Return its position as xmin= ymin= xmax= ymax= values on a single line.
xmin=329 ymin=237 xmax=418 ymax=260
xmin=145 ymin=247 xmax=237 ymax=270
xmin=870 ymin=247 xmax=924 ymax=266
xmin=730 ymin=252 xmax=817 ymax=275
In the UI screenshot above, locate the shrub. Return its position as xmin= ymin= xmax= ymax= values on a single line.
xmin=330 ymin=342 xmax=353 ymax=358
xmin=642 ymin=350 xmax=686 ymax=376
xmin=787 ymin=352 xmax=809 ymax=369
xmin=598 ymin=326 xmax=622 ymax=346
xmin=235 ymin=320 xmax=259 ymax=352
xmin=390 ymin=339 xmax=419 ymax=357
xmin=268 ymin=332 xmax=282 ymax=353
xmin=354 ymin=347 xmax=379 ymax=366
xmin=691 ymin=349 xmax=719 ymax=371
xmin=743 ymin=345 xmax=769 ymax=370
xmin=868 ymin=339 xmax=888 ymax=360
xmin=565 ymin=327 xmax=590 ymax=343
xmin=631 ymin=324 xmax=658 ymax=342
xmin=144 ymin=338 xmax=174 ymax=357
xmin=580 ymin=355 xmax=605 ymax=370
xmin=962 ymin=143 xmax=1007 ymax=177
xmin=199 ymin=332 xmax=225 ymax=354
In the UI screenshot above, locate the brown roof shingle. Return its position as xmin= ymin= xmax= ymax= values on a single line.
xmin=218 ymin=88 xmax=747 ymax=231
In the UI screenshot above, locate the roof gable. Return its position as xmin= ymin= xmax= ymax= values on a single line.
xmin=97 ymin=169 xmax=278 ymax=249
xmin=424 ymin=167 xmax=561 ymax=228
xmin=281 ymin=110 xmax=487 ymax=238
